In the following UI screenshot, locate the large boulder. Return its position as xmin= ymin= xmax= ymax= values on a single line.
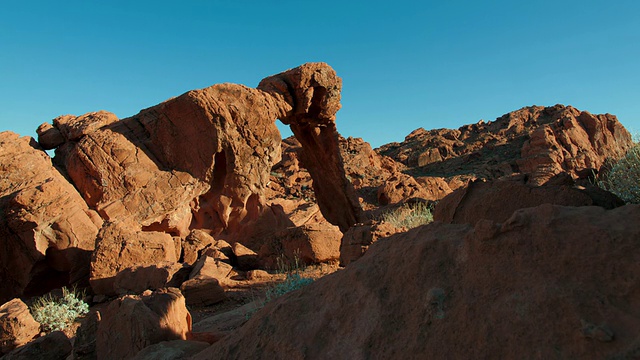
xmin=95 ymin=288 xmax=192 ymax=360
xmin=433 ymin=174 xmax=624 ymax=225
xmin=0 ymin=132 xmax=101 ymax=303
xmin=193 ymin=204 xmax=640 ymax=359
xmin=0 ymin=299 xmax=40 ymax=355
xmin=90 ymin=222 xmax=178 ymax=296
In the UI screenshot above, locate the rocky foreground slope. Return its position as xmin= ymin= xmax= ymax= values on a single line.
xmin=195 ymin=204 xmax=640 ymax=359
xmin=0 ymin=62 xmax=638 ymax=359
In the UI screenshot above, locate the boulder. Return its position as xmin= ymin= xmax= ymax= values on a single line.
xmin=180 ymin=277 xmax=226 ymax=307
xmin=96 ymin=288 xmax=192 ymax=360
xmin=1 ymin=331 xmax=71 ymax=360
xmin=433 ymin=174 xmax=624 ymax=225
xmin=0 ymin=299 xmax=40 ymax=355
xmin=232 ymin=242 xmax=260 ymax=270
xmin=182 ymin=230 xmax=216 ymax=265
xmin=132 ymin=340 xmax=210 ymax=360
xmin=90 ymin=222 xmax=177 ymax=296
xmin=113 ymin=262 xmax=189 ymax=295
xmin=192 ymin=204 xmax=640 ymax=359
xmin=0 ymin=132 xmax=101 ymax=303
xmin=339 ymin=221 xmax=402 ymax=266
xmin=188 ymin=255 xmax=234 ymax=284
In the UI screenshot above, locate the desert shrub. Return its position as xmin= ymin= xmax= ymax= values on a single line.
xmin=598 ymin=143 xmax=640 ymax=204
xmin=30 ymin=287 xmax=89 ymax=332
xmin=381 ymin=201 xmax=434 ymax=229
xmin=265 ymin=273 xmax=314 ymax=302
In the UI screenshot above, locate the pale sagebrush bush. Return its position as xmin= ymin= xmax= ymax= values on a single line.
xmin=598 ymin=143 xmax=640 ymax=204
xmin=30 ymin=287 xmax=89 ymax=332
xmin=381 ymin=202 xmax=434 ymax=229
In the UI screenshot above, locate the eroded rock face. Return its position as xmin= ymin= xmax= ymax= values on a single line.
xmin=259 ymin=63 xmax=364 ymax=231
xmin=193 ymin=204 xmax=640 ymax=359
xmin=90 ymin=222 xmax=178 ymax=296
xmin=37 ymin=63 xmax=362 ymax=250
xmin=96 ymin=288 xmax=192 ymax=360
xmin=0 ymin=132 xmax=101 ymax=303
xmin=433 ymin=174 xmax=625 ymax=225
xmin=378 ymin=105 xmax=633 ymax=185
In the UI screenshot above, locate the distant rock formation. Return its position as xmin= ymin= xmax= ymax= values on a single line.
xmin=378 ymin=104 xmax=633 ymax=186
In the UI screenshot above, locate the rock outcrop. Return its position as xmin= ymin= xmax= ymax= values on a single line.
xmin=193 ymin=204 xmax=640 ymax=359
xmin=434 ymin=174 xmax=625 ymax=225
xmin=378 ymin=105 xmax=633 ymax=186
xmin=0 ymin=132 xmax=102 ymax=303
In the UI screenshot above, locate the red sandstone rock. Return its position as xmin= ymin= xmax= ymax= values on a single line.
xmin=90 ymin=222 xmax=178 ymax=295
xmin=377 ymin=172 xmax=432 ymax=205
xmin=96 ymin=288 xmax=192 ymax=360
xmin=187 ymin=255 xmax=235 ymax=290
xmin=132 ymin=340 xmax=210 ymax=360
xmin=232 ymin=242 xmax=260 ymax=270
xmin=113 ymin=262 xmax=189 ymax=295
xmin=1 ymin=330 xmax=71 ymax=360
xmin=259 ymin=64 xmax=364 ymax=231
xmin=0 ymin=299 xmax=40 ymax=355
xmin=378 ymin=105 xmax=633 ymax=186
xmin=433 ymin=174 xmax=624 ymax=225
xmin=180 ymin=277 xmax=226 ymax=307
xmin=182 ymin=230 xmax=216 ymax=265
xmin=339 ymin=221 xmax=403 ymax=266
xmin=192 ymin=204 xmax=640 ymax=359
xmin=0 ymin=132 xmax=101 ymax=303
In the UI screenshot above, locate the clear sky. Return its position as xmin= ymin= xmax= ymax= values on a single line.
xmin=1 ymin=1 xmax=639 ymax=148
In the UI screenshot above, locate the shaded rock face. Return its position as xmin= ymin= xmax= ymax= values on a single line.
xmin=259 ymin=64 xmax=364 ymax=231
xmin=96 ymin=288 xmax=192 ymax=360
xmin=378 ymin=105 xmax=633 ymax=185
xmin=0 ymin=132 xmax=101 ymax=303
xmin=90 ymin=222 xmax=178 ymax=296
xmin=193 ymin=204 xmax=640 ymax=359
xmin=2 ymin=330 xmax=71 ymax=360
xmin=434 ymin=174 xmax=625 ymax=225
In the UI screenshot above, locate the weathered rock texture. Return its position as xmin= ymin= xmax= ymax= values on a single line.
xmin=193 ymin=204 xmax=640 ymax=359
xmin=90 ymin=222 xmax=178 ymax=296
xmin=0 ymin=299 xmax=40 ymax=355
xmin=434 ymin=174 xmax=625 ymax=225
xmin=378 ymin=105 xmax=633 ymax=186
xmin=259 ymin=66 xmax=363 ymax=230
xmin=0 ymin=132 xmax=101 ymax=303
xmin=96 ymin=288 xmax=192 ymax=360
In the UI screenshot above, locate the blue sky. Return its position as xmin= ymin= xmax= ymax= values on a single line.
xmin=1 ymin=1 xmax=639 ymax=148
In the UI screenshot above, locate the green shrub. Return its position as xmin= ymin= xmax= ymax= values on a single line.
xmin=30 ymin=287 xmax=89 ymax=332
xmin=598 ymin=143 xmax=640 ymax=204
xmin=381 ymin=201 xmax=434 ymax=229
xmin=265 ymin=273 xmax=314 ymax=302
